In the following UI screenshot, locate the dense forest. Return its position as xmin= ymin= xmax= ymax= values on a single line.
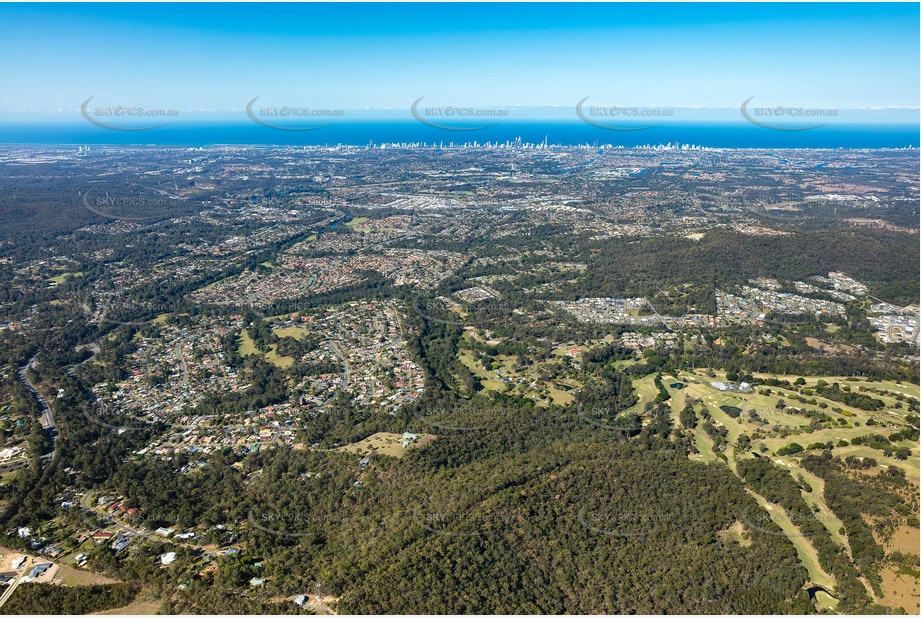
xmin=0 ymin=583 xmax=140 ymax=615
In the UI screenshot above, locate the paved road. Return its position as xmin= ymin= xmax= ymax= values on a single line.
xmin=0 ymin=572 xmax=23 ymax=609
xmin=643 ymin=298 xmax=673 ymax=331
xmin=174 ymin=345 xmax=189 ymax=388
xmin=78 ymin=492 xmax=197 ymax=551
xmin=80 ymin=492 xmax=148 ymax=539
xmin=327 ymin=341 xmax=350 ymax=386
xmin=0 ymin=571 xmax=22 ymax=609
xmin=0 ymin=554 xmax=40 ymax=610
xmin=321 ymin=340 xmax=350 ymax=407
xmin=78 ymin=491 xmax=227 ymax=568
xmin=18 ymin=355 xmax=56 ymax=461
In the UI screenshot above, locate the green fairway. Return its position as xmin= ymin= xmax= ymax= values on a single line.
xmin=664 ymin=366 xmax=919 ymax=607
xmin=744 ymin=489 xmax=837 ymax=592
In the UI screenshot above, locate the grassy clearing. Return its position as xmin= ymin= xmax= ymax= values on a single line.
xmin=237 ymin=330 xmax=259 ymax=356
xmin=53 ymin=563 xmax=118 ymax=586
xmin=877 ymin=566 xmax=919 ymax=614
xmin=47 ymin=271 xmax=83 ymax=284
xmin=337 ymin=432 xmax=435 ymax=459
xmin=197 ymin=273 xmax=237 ymax=291
xmin=238 ymin=330 xmax=295 ymax=369
xmin=546 ymin=384 xmax=575 ymax=406
xmin=457 ymin=339 xmax=580 ymax=407
xmin=344 ymin=216 xmax=369 ymax=231
xmin=717 ymin=520 xmax=752 ymax=547
xmin=876 ymin=523 xmax=921 ymax=613
xmin=264 ymin=347 xmax=294 ymax=369
xmin=458 ymin=349 xmax=507 ymax=393
xmin=273 ymin=326 xmax=310 ymax=340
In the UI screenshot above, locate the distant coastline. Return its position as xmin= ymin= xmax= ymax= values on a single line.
xmin=0 ymin=121 xmax=917 ymax=149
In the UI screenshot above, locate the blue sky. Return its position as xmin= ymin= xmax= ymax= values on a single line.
xmin=0 ymin=2 xmax=918 ymax=116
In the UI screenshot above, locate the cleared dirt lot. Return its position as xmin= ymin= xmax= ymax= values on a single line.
xmin=0 ymin=546 xmax=117 ymax=586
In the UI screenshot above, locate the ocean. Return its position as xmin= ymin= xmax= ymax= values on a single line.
xmin=0 ymin=121 xmax=917 ymax=149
